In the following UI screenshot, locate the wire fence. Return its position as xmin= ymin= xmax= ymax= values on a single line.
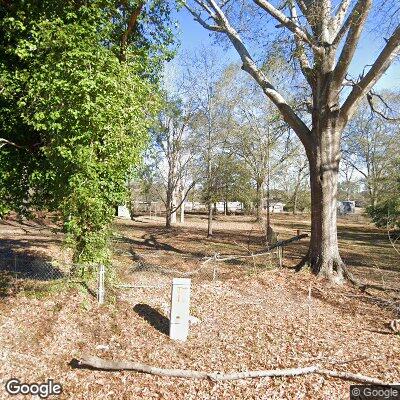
xmin=0 ymin=256 xmax=67 ymax=281
xmin=0 ymin=255 xmax=104 ymax=299
xmin=0 ymin=238 xmax=288 ymax=303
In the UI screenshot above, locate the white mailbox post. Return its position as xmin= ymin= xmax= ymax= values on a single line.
xmin=170 ymin=278 xmax=191 ymax=341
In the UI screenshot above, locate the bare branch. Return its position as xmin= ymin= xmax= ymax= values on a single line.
xmin=289 ymin=1 xmax=313 ymax=84
xmin=184 ymin=0 xmax=312 ymax=148
xmin=183 ymin=3 xmax=225 ymax=32
xmin=340 ymin=24 xmax=400 ymax=125
xmin=253 ymin=0 xmax=322 ymax=53
xmin=366 ymin=91 xmax=400 ymax=122
xmin=294 ymin=0 xmax=308 ymax=16
xmin=0 ymin=138 xmax=24 ymax=149
xmin=0 ymin=138 xmax=39 ymax=150
xmin=332 ymin=0 xmax=351 ymax=34
xmin=77 ymin=355 xmax=397 ymax=385
xmin=169 ymin=181 xmax=196 ymax=214
xmin=332 ymin=0 xmax=372 ymax=91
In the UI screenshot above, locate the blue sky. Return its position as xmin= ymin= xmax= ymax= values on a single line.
xmin=168 ymin=7 xmax=400 ymax=91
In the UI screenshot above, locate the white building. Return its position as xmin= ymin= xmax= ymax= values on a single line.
xmin=116 ymin=205 xmax=131 ymax=219
xmin=263 ymin=201 xmax=285 ymax=213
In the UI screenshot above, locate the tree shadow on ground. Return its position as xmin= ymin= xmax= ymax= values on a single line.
xmin=133 ymin=303 xmax=169 ymax=335
xmin=0 ymin=239 xmax=64 ymax=297
xmin=116 ymin=234 xmax=205 ymax=259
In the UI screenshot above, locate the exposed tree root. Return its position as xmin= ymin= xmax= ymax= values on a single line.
xmin=342 ymin=264 xmax=400 ymax=293
xmin=294 ymin=252 xmax=345 ymax=284
xmin=294 ymin=249 xmax=310 ymax=272
xmin=295 ymin=251 xmax=399 ymax=293
xmin=75 ymin=355 xmax=396 ymax=385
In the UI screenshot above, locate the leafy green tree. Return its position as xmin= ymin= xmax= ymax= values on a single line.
xmin=0 ymin=1 xmax=175 ymax=265
xmin=368 ymin=162 xmax=400 ymax=230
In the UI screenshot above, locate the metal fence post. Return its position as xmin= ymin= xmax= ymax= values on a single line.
xmin=97 ymin=264 xmax=105 ymax=305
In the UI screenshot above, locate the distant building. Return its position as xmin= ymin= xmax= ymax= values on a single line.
xmin=116 ymin=205 xmax=131 ymax=219
xmin=184 ymin=201 xmax=243 ymax=213
xmin=262 ymin=200 xmax=285 ymax=213
xmin=215 ymin=202 xmax=243 ymax=213
xmin=338 ymin=200 xmax=355 ymax=215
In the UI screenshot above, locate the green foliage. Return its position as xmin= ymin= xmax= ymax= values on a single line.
xmin=368 ymin=198 xmax=400 ymax=229
xmin=210 ymin=152 xmax=253 ymax=205
xmin=367 ymin=164 xmax=400 ymax=230
xmin=0 ymin=1 xmax=174 ymax=264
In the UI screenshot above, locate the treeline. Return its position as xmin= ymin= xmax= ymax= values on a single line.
xmin=130 ymin=48 xmax=400 ymax=234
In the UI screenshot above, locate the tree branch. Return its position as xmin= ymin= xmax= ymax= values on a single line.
xmin=332 ymin=0 xmax=351 ymax=36
xmin=366 ymin=91 xmax=400 ymax=122
xmin=0 ymin=138 xmax=24 ymax=149
xmin=0 ymin=138 xmax=40 ymax=150
xmin=76 ymin=355 xmax=396 ymax=385
xmin=332 ymin=0 xmax=372 ymax=91
xmin=120 ymin=1 xmax=146 ymax=62
xmin=253 ymin=0 xmax=322 ymax=53
xmin=340 ymin=24 xmax=400 ymax=125
xmin=289 ymin=1 xmax=313 ymax=84
xmin=169 ymin=181 xmax=196 ymax=215
xmin=183 ymin=3 xmax=225 ymax=32
xmin=184 ymin=0 xmax=312 ymax=149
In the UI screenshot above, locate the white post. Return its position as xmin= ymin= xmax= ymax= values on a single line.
xmin=169 ymin=278 xmax=191 ymax=341
xmin=97 ymin=264 xmax=105 ymax=305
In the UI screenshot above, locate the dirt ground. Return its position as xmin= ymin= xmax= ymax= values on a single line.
xmin=0 ymin=212 xmax=399 ymax=399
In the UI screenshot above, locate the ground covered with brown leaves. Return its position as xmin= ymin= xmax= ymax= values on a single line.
xmin=0 ymin=213 xmax=399 ymax=399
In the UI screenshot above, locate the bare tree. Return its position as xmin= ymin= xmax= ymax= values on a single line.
xmin=342 ymin=100 xmax=400 ymax=207
xmin=181 ymin=47 xmax=227 ymax=237
xmin=152 ymin=99 xmax=195 ymax=228
xmin=182 ymin=0 xmax=400 ymax=281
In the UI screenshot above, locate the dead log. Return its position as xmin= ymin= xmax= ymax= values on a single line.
xmin=319 ymin=369 xmax=392 ymax=386
xmin=76 ymin=356 xmax=396 ymax=384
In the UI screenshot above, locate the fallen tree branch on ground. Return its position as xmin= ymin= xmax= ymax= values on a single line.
xmin=75 ymin=355 xmax=396 ymax=385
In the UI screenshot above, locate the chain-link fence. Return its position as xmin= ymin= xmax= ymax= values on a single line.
xmin=0 ymin=255 xmax=106 ymax=300
xmin=0 ymin=244 xmax=283 ymax=302
xmin=0 ymin=255 xmax=67 ymax=281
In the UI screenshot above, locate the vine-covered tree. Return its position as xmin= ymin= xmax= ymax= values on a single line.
xmin=0 ymin=0 xmax=175 ymax=265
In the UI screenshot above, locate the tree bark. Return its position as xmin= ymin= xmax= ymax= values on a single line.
xmin=166 ymin=189 xmax=172 ymax=229
xmin=255 ymin=180 xmax=263 ymax=221
xmin=207 ymin=202 xmax=213 ymax=237
xmin=166 ymin=209 xmax=172 ymax=229
xmin=293 ymin=190 xmax=298 ymax=215
xmin=305 ymin=123 xmax=344 ymax=282
xmin=171 ymin=190 xmax=177 ymax=224
xmin=179 ymin=188 xmax=185 ymax=224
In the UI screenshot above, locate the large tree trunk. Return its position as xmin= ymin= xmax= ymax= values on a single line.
xmin=305 ymin=123 xmax=344 ymax=282
xmin=166 ymin=213 xmax=172 ymax=229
